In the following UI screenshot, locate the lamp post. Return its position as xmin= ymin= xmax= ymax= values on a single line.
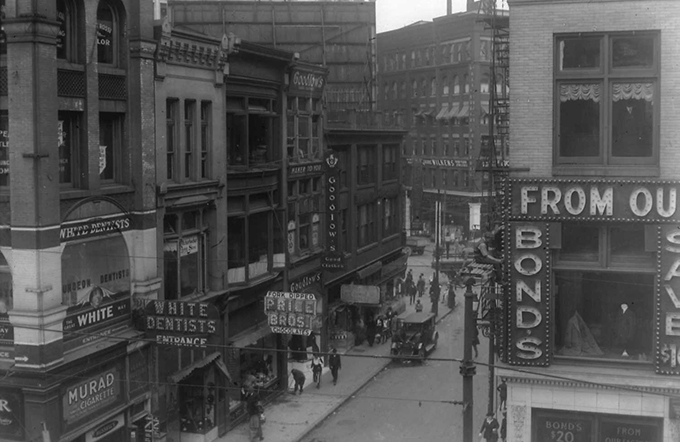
xmin=460 ymin=277 xmax=477 ymax=442
xmin=433 ymin=189 xmax=442 ymax=317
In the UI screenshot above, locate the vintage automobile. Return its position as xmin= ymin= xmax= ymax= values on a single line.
xmin=405 ymin=236 xmax=429 ymax=256
xmin=390 ymin=312 xmax=439 ymax=362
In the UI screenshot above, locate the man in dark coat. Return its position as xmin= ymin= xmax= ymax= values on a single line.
xmin=328 ymin=348 xmax=342 ymax=385
xmin=291 ymin=368 xmax=305 ymax=395
xmin=479 ymin=412 xmax=500 ymax=442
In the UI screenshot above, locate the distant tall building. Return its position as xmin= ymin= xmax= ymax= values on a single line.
xmin=377 ymin=3 xmax=507 ymax=240
xmin=499 ymin=1 xmax=680 ymax=441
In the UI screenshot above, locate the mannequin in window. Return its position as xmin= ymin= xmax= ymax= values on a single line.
xmin=613 ymin=303 xmax=636 ymax=357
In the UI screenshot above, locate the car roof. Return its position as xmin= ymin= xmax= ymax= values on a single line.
xmin=398 ymin=312 xmax=435 ymax=323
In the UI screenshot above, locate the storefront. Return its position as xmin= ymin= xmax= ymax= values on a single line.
xmin=0 ymin=388 xmax=24 ymax=441
xmin=500 ymin=179 xmax=680 ymax=442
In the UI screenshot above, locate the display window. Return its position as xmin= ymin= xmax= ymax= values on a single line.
xmin=533 ymin=409 xmax=662 ymax=442
xmin=178 ymin=369 xmax=217 ymax=434
xmin=554 ymin=222 xmax=655 ymax=362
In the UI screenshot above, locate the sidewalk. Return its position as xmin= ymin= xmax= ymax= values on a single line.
xmin=217 ymin=276 xmax=456 ymax=442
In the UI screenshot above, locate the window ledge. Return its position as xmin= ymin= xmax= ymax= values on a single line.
xmin=552 ymin=165 xmax=659 ymax=178
xmin=59 ymin=184 xmax=135 ymax=200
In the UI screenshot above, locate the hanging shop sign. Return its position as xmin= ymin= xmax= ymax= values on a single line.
xmin=509 ymin=179 xmax=680 ymax=222
xmin=0 ymin=388 xmax=24 ymax=441
xmin=289 ymin=68 xmax=327 ymax=97
xmin=657 ymin=224 xmax=680 ymax=375
xmin=289 ymin=161 xmax=323 ymax=178
xmin=62 ymin=366 xmax=123 ymax=427
xmin=340 ymin=284 xmax=381 ymax=305
xmin=144 ymin=300 xmax=220 ymax=348
xmin=507 ymin=222 xmax=551 ymax=366
xmin=322 ymin=151 xmax=345 ymax=270
xmin=264 ymin=291 xmax=317 ymax=336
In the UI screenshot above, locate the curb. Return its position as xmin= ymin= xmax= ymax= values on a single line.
xmin=291 ymin=306 xmax=456 ymax=442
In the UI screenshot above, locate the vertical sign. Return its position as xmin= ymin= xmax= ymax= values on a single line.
xmin=657 ymin=224 xmax=680 ymax=374
xmin=322 ymin=151 xmax=344 ymax=269
xmin=0 ymin=114 xmax=8 ymax=187
xmin=508 ymin=222 xmax=551 ymax=366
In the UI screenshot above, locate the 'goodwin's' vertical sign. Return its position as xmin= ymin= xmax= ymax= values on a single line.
xmin=322 ymin=152 xmax=344 ymax=269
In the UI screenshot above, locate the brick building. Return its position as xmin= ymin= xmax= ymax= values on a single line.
xmin=498 ymin=1 xmax=680 ymax=441
xmin=377 ymin=1 xmax=507 ymax=240
xmin=0 ymin=1 xmax=158 ymax=441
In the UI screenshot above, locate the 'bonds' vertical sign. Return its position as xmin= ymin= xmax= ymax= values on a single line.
xmin=508 ymin=222 xmax=551 ymax=366
xmin=322 ymin=151 xmax=344 ymax=269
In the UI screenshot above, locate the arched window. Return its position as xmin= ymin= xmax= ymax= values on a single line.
xmin=412 ymin=79 xmax=418 ymax=97
xmin=97 ymin=0 xmax=122 ymax=65
xmin=453 ymin=75 xmax=460 ymax=95
xmin=430 ymin=77 xmax=436 ymax=96
xmin=442 ymin=76 xmax=449 ymax=95
xmin=463 ymin=74 xmax=470 ymax=94
xmin=421 ymin=78 xmax=427 ymax=97
xmin=392 ymin=81 xmax=398 ymax=100
xmin=57 ymin=0 xmax=79 ymax=62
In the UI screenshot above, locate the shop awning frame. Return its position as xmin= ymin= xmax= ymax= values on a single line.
xmin=446 ymin=103 xmax=461 ymax=120
xmin=168 ymin=352 xmax=235 ymax=384
xmin=435 ymin=105 xmax=450 ymax=121
xmin=457 ymin=103 xmax=470 ymax=118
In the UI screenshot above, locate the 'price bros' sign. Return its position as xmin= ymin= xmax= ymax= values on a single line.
xmin=507 ymin=179 xmax=680 ymax=373
xmin=265 ymin=291 xmax=317 ymax=336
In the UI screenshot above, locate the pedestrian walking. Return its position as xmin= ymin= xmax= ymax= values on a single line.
xmin=415 ymin=299 xmax=423 ymax=312
xmin=405 ymin=269 xmax=413 ymax=287
xmin=408 ymin=280 xmax=417 ymax=305
xmin=311 ymin=353 xmax=324 ymax=388
xmin=497 ymin=379 xmax=507 ymax=411
xmin=291 ymin=368 xmax=305 ymax=395
xmin=472 ymin=318 xmax=480 ymax=358
xmin=479 ymin=412 xmax=500 ymax=442
xmin=329 ymin=348 xmax=342 ymax=385
xmin=246 ymin=390 xmax=264 ymax=441
xmin=417 ymin=274 xmax=425 ymax=298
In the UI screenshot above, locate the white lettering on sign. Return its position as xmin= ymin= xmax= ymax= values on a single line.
xmin=292 ymin=71 xmax=324 ymax=90
xmin=68 ymin=372 xmax=115 ymax=405
xmin=0 ymin=398 xmax=11 ymax=413
xmin=660 ymin=227 xmax=680 ymax=369
xmin=513 ymin=226 xmax=544 ymax=360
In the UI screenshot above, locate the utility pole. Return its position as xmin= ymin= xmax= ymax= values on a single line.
xmin=433 ymin=189 xmax=441 ymax=317
xmin=461 ymin=277 xmax=477 ymax=442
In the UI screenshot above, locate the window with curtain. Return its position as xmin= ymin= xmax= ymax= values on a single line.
xmin=164 ymin=210 xmax=209 ymax=299
xmin=556 ymin=33 xmax=658 ymax=165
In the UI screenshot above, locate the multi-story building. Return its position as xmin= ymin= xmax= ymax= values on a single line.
xmin=499 ymin=1 xmax=680 ymax=441
xmin=377 ymin=1 xmax=507 ymax=240
xmin=0 ymin=2 xmax=159 ymax=441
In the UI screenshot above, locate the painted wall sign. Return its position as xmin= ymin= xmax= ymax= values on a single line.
xmin=60 ymin=215 xmax=133 ymax=242
xmin=61 ymin=234 xmax=131 ymax=352
xmin=264 ymin=291 xmax=317 ymax=336
xmin=656 ymin=224 xmax=680 ymax=375
xmin=340 ymin=284 xmax=381 ymax=305
xmin=509 ymin=180 xmax=680 ymax=222
xmin=144 ymin=301 xmax=220 ymax=348
xmin=289 ymin=161 xmax=323 ymax=178
xmin=422 ymin=158 xmax=470 ymax=168
xmin=322 ymin=151 xmax=345 ymax=270
xmin=0 ymin=389 xmax=24 ymax=441
xmin=62 ymin=367 xmax=122 ymax=425
xmin=289 ymin=68 xmax=326 ymax=97
xmin=507 ymin=222 xmax=551 ymax=366
xmin=290 ymin=272 xmax=322 ymax=293
xmin=535 ymin=414 xmax=591 ymax=442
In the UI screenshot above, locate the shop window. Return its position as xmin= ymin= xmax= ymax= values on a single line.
xmin=357 ymin=202 xmax=376 ymax=248
xmin=58 ymin=112 xmax=82 ymax=187
xmin=96 ymin=0 xmax=121 ymax=66
xmin=554 ymin=223 xmax=655 ymax=361
xmin=357 ymin=145 xmax=376 ymax=185
xmin=533 ymin=409 xmax=661 ymax=442
xmin=179 ymin=369 xmax=217 ymax=434
xmin=98 ymin=112 xmax=124 ymax=183
xmin=238 ymin=334 xmax=278 ymax=396
xmin=163 ymin=210 xmax=208 ymax=300
xmin=556 ymin=33 xmax=658 ymax=166
xmin=56 ymin=0 xmax=79 ymax=62
xmin=0 ymin=112 xmax=8 ymax=188
xmin=200 ymin=101 xmax=211 ymax=179
xmin=228 ymin=97 xmax=278 ymax=167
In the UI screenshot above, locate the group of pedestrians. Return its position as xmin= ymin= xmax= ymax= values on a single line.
xmin=290 ymin=348 xmax=343 ymax=396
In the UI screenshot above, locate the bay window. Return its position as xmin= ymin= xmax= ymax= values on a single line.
xmin=228 ymin=96 xmax=279 ymax=167
xmin=555 ymin=32 xmax=658 ymax=166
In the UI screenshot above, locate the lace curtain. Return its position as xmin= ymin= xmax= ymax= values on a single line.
xmin=560 ymin=83 xmax=653 ymax=102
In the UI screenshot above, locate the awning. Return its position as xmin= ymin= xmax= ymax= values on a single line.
xmin=481 ymin=103 xmax=490 ymax=116
xmin=446 ymin=104 xmax=461 ymax=119
xmin=357 ymin=261 xmax=383 ymax=279
xmin=169 ymin=352 xmax=234 ymax=384
xmin=435 ymin=105 xmax=450 ymax=121
xmin=457 ymin=103 xmax=470 ymax=118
